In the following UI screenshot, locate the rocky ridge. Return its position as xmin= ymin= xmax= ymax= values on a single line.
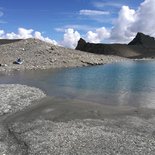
xmin=76 ymin=32 xmax=155 ymax=58
xmin=128 ymin=32 xmax=155 ymax=47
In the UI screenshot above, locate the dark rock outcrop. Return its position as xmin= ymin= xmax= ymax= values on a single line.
xmin=76 ymin=38 xmax=87 ymax=51
xmin=76 ymin=33 xmax=155 ymax=58
xmin=128 ymin=32 xmax=155 ymax=47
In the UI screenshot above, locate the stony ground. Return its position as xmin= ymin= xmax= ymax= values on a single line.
xmin=0 ymin=84 xmax=155 ymax=155
xmin=0 ymin=38 xmax=127 ymax=72
xmin=9 ymin=115 xmax=155 ymax=155
xmin=0 ymin=84 xmax=46 ymax=155
xmin=1 ymin=95 xmax=155 ymax=155
xmin=0 ymin=84 xmax=46 ymax=116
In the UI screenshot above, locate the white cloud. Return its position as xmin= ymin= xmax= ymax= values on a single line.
xmin=110 ymin=6 xmax=136 ymax=43
xmin=86 ymin=31 xmax=100 ymax=43
xmin=96 ymin=27 xmax=111 ymax=40
xmin=59 ymin=0 xmax=155 ymax=46
xmin=55 ymin=28 xmax=65 ymax=32
xmin=93 ymin=2 xmax=123 ymax=8
xmin=60 ymin=28 xmax=80 ymax=48
xmin=71 ymin=0 xmax=155 ymax=44
xmin=34 ymin=31 xmax=58 ymax=45
xmin=18 ymin=28 xmax=34 ymax=39
xmin=130 ymin=0 xmax=155 ymax=36
xmin=79 ymin=9 xmax=109 ymax=16
xmin=0 ymin=30 xmax=4 ymax=37
xmin=86 ymin=27 xmax=110 ymax=43
xmin=5 ymin=32 xmax=19 ymax=39
xmin=109 ymin=0 xmax=155 ymax=43
xmin=55 ymin=24 xmax=97 ymax=32
xmin=0 ymin=28 xmax=58 ymax=45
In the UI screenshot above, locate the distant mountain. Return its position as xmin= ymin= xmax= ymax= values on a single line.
xmin=128 ymin=32 xmax=155 ymax=47
xmin=76 ymin=32 xmax=155 ymax=58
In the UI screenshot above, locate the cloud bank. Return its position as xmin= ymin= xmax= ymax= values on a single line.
xmin=0 ymin=28 xmax=58 ymax=45
xmin=77 ymin=0 xmax=155 ymax=44
xmin=86 ymin=27 xmax=110 ymax=43
xmin=0 ymin=28 xmax=80 ymax=48
xmin=130 ymin=0 xmax=155 ymax=36
xmin=61 ymin=28 xmax=81 ymax=48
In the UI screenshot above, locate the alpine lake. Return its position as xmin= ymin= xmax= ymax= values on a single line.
xmin=1 ymin=60 xmax=155 ymax=121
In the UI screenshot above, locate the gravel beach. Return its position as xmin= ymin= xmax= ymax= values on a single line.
xmin=0 ymin=84 xmax=46 ymax=155
xmin=0 ymin=84 xmax=46 ymax=116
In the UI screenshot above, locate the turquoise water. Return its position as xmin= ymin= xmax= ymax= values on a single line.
xmin=1 ymin=60 xmax=155 ymax=108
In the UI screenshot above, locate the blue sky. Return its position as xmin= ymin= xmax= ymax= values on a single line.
xmin=0 ymin=0 xmax=154 ymax=48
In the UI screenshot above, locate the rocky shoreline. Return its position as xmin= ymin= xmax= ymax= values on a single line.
xmin=0 ymin=84 xmax=46 ymax=116
xmin=0 ymin=84 xmax=46 ymax=154
xmin=0 ymin=88 xmax=155 ymax=154
xmin=0 ymin=84 xmax=154 ymax=154
xmin=0 ymin=38 xmax=127 ymax=72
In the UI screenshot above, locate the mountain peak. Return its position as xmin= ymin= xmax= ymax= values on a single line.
xmin=75 ymin=38 xmax=87 ymax=50
xmin=128 ymin=32 xmax=155 ymax=46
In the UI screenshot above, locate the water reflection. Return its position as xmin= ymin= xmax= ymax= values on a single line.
xmin=0 ymin=60 xmax=155 ymax=108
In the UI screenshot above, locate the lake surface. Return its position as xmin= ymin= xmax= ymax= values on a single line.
xmin=1 ymin=60 xmax=155 ymax=109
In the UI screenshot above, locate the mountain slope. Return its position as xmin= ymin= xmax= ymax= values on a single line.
xmin=128 ymin=32 xmax=155 ymax=47
xmin=0 ymin=38 xmax=125 ymax=71
xmin=76 ymin=32 xmax=155 ymax=58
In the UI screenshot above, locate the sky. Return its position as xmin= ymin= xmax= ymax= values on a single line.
xmin=0 ymin=0 xmax=155 ymax=48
